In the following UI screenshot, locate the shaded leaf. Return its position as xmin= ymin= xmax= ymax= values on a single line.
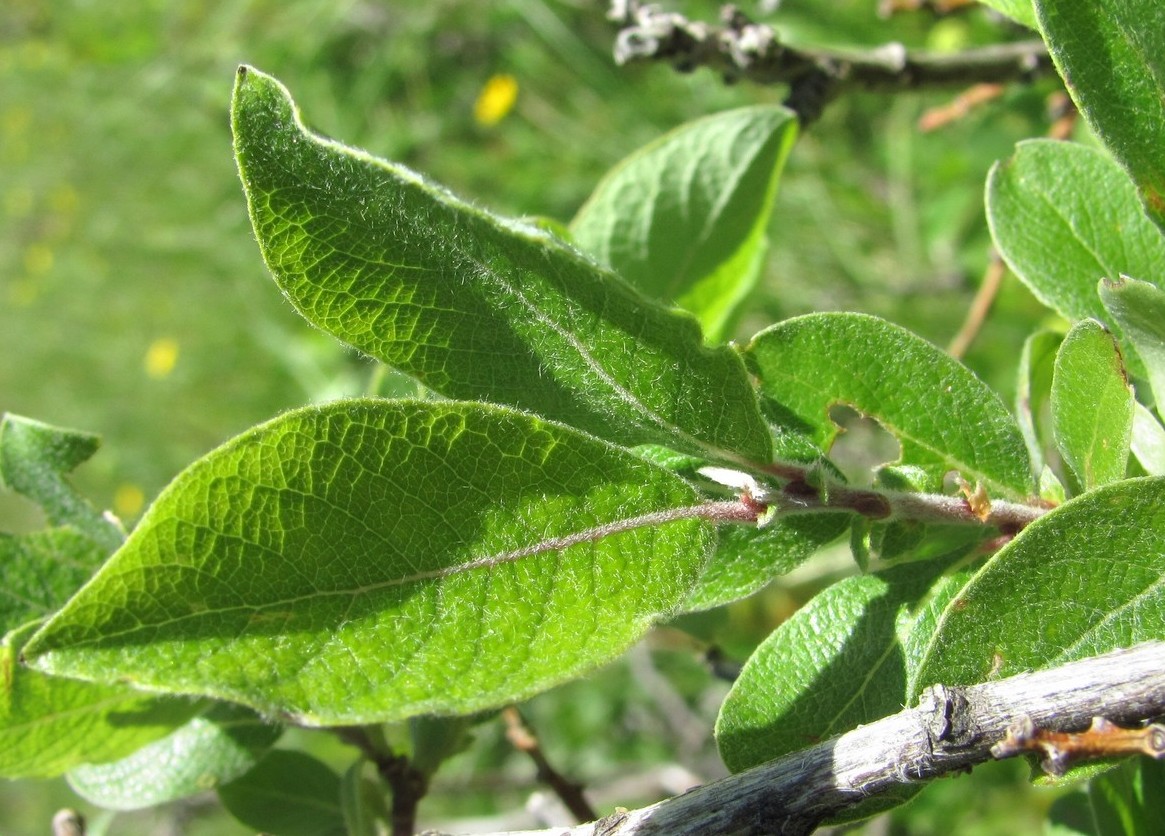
xmin=1051 ymin=320 xmax=1133 ymax=490
xmin=340 ymin=759 xmax=391 ymax=836
xmin=231 ymin=66 xmax=771 ymax=464
xmin=67 ymin=704 xmax=282 ymax=810
xmin=1036 ymin=0 xmax=1165 ymax=229
xmin=0 ymin=527 xmax=106 ymax=634
xmin=0 ymin=414 xmax=122 ymax=553
xmin=744 ymin=312 xmax=1033 ymax=498
xmin=23 ymin=400 xmax=715 ymax=725
xmin=0 ymin=622 xmax=199 ymax=779
xmin=914 ymin=477 xmax=1165 ymax=689
xmin=716 ymin=551 xmax=968 ymax=773
xmin=1100 ymin=275 xmax=1165 ymax=411
xmin=1089 ymin=757 xmax=1165 ymax=836
xmin=218 ymin=749 xmax=345 ymax=836
xmin=987 ymin=141 xmax=1165 ymax=346
xmin=570 ymin=105 xmax=797 ymax=342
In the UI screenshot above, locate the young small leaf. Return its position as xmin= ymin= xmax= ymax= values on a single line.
xmin=1131 ymin=403 xmax=1165 ymax=477
xmin=744 ymin=312 xmax=1033 ymax=498
xmin=23 ymin=400 xmax=716 ymax=725
xmin=914 ymin=477 xmax=1165 ymax=689
xmin=67 ymin=704 xmax=282 ymax=810
xmin=231 ymin=66 xmax=772 ymax=464
xmin=1051 ymin=320 xmax=1133 ymax=490
xmin=1099 ymin=275 xmax=1165 ymax=411
xmin=1016 ymin=330 xmax=1061 ymax=476
xmin=987 ymin=141 xmax=1165 ymax=338
xmin=978 ymin=0 xmax=1037 ymax=29
xmin=218 ymin=750 xmax=345 ymax=836
xmin=0 ymin=622 xmax=199 ymax=779
xmin=570 ymin=105 xmax=798 ymax=342
xmin=1036 ymin=0 xmax=1165 ymax=229
xmin=0 ymin=414 xmax=123 ymax=553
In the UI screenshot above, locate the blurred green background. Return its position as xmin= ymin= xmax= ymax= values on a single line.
xmin=2 ymin=0 xmax=1074 ymax=833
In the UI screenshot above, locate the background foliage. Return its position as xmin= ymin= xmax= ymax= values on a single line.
xmin=0 ymin=1 xmax=1097 ymax=833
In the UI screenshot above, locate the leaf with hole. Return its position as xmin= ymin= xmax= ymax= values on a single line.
xmin=22 ymin=400 xmax=715 ymax=725
xmin=744 ymin=312 xmax=1033 ymax=498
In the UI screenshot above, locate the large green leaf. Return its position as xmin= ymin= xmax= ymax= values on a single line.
xmin=914 ymin=477 xmax=1165 ymax=688
xmin=987 ymin=141 xmax=1165 ymax=336
xmin=1036 ymin=0 xmax=1165 ymax=229
xmin=231 ymin=66 xmax=771 ymax=465
xmin=23 ymin=400 xmax=716 ymax=725
xmin=0 ymin=622 xmax=199 ymax=779
xmin=570 ymin=105 xmax=797 ymax=342
xmin=744 ymin=312 xmax=1033 ymax=498
xmin=0 ymin=414 xmax=123 ymax=553
xmin=1051 ymin=320 xmax=1133 ymax=490
xmin=1100 ymin=275 xmax=1165 ymax=411
xmin=218 ymin=750 xmax=345 ymax=836
xmin=67 ymin=704 xmax=282 ymax=810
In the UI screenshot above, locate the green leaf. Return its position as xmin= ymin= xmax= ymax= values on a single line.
xmin=0 ymin=527 xmax=107 ymax=634
xmin=1036 ymin=0 xmax=1165 ymax=229
xmin=914 ymin=477 xmax=1165 ymax=689
xmin=23 ymin=400 xmax=715 ymax=725
xmin=987 ymin=141 xmax=1165 ymax=340
xmin=0 ymin=414 xmax=123 ymax=553
xmin=1089 ymin=757 xmax=1165 ymax=836
xmin=66 ymin=704 xmax=282 ymax=810
xmin=340 ymin=759 xmax=391 ymax=836
xmin=570 ymin=105 xmax=798 ymax=342
xmin=1131 ymin=403 xmax=1165 ymax=476
xmin=1016 ymin=330 xmax=1062 ymax=476
xmin=744 ymin=312 xmax=1033 ymax=498
xmin=978 ymin=0 xmax=1037 ymax=29
xmin=1051 ymin=320 xmax=1133 ymax=490
xmin=716 ymin=551 xmax=967 ymax=773
xmin=0 ymin=622 xmax=199 ymax=779
xmin=683 ymin=514 xmax=850 ymax=612
xmin=218 ymin=749 xmax=345 ymax=836
xmin=1100 ymin=275 xmax=1165 ymax=412
xmin=231 ymin=66 xmax=772 ymax=464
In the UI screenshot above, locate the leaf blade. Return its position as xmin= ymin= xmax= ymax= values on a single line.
xmin=231 ymin=66 xmax=772 ymax=464
xmin=23 ymin=400 xmax=715 ymax=725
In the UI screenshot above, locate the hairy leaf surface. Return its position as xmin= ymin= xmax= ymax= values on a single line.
xmin=1100 ymin=276 xmax=1165 ymax=411
xmin=23 ymin=400 xmax=715 ymax=725
xmin=1051 ymin=320 xmax=1133 ymax=490
xmin=987 ymin=141 xmax=1165 ymax=339
xmin=232 ymin=66 xmax=771 ymax=464
xmin=67 ymin=704 xmax=282 ymax=810
xmin=1036 ymin=0 xmax=1165 ymax=229
xmin=915 ymin=477 xmax=1165 ymax=688
xmin=570 ymin=105 xmax=797 ymax=342
xmin=744 ymin=312 xmax=1033 ymax=498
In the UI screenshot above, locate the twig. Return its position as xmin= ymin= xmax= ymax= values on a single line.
xmin=336 ymin=727 xmax=429 ymax=836
xmin=52 ymin=810 xmax=85 ymax=836
xmin=948 ymin=251 xmax=1007 ymax=359
xmin=420 ymin=641 xmax=1165 ymax=836
xmin=608 ymin=2 xmax=1052 ymax=122
xmin=503 ymin=707 xmax=599 ymax=823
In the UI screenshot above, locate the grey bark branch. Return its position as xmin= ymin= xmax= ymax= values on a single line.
xmin=422 ymin=641 xmax=1165 ymax=836
xmin=608 ymin=2 xmax=1053 ymax=121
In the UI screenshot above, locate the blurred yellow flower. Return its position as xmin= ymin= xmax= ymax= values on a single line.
xmin=474 ymin=74 xmax=519 ymax=127
xmin=114 ymin=483 xmax=145 ymax=518
xmin=23 ymin=243 xmax=53 ymax=275
xmin=145 ymin=337 xmax=179 ymax=379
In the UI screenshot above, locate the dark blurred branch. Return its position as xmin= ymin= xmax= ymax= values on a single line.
xmin=607 ymin=2 xmax=1052 ymax=121
xmin=421 ymin=641 xmax=1165 ymax=836
xmin=503 ymin=706 xmax=598 ymax=823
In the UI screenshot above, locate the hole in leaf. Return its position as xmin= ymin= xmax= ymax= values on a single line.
xmin=826 ymin=405 xmax=902 ymax=487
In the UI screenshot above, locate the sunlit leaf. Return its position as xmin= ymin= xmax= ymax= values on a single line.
xmin=571 ymin=105 xmax=797 ymax=342
xmin=231 ymin=66 xmax=772 ymax=464
xmin=23 ymin=400 xmax=715 ymax=725
xmin=745 ymin=312 xmax=1033 ymax=498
